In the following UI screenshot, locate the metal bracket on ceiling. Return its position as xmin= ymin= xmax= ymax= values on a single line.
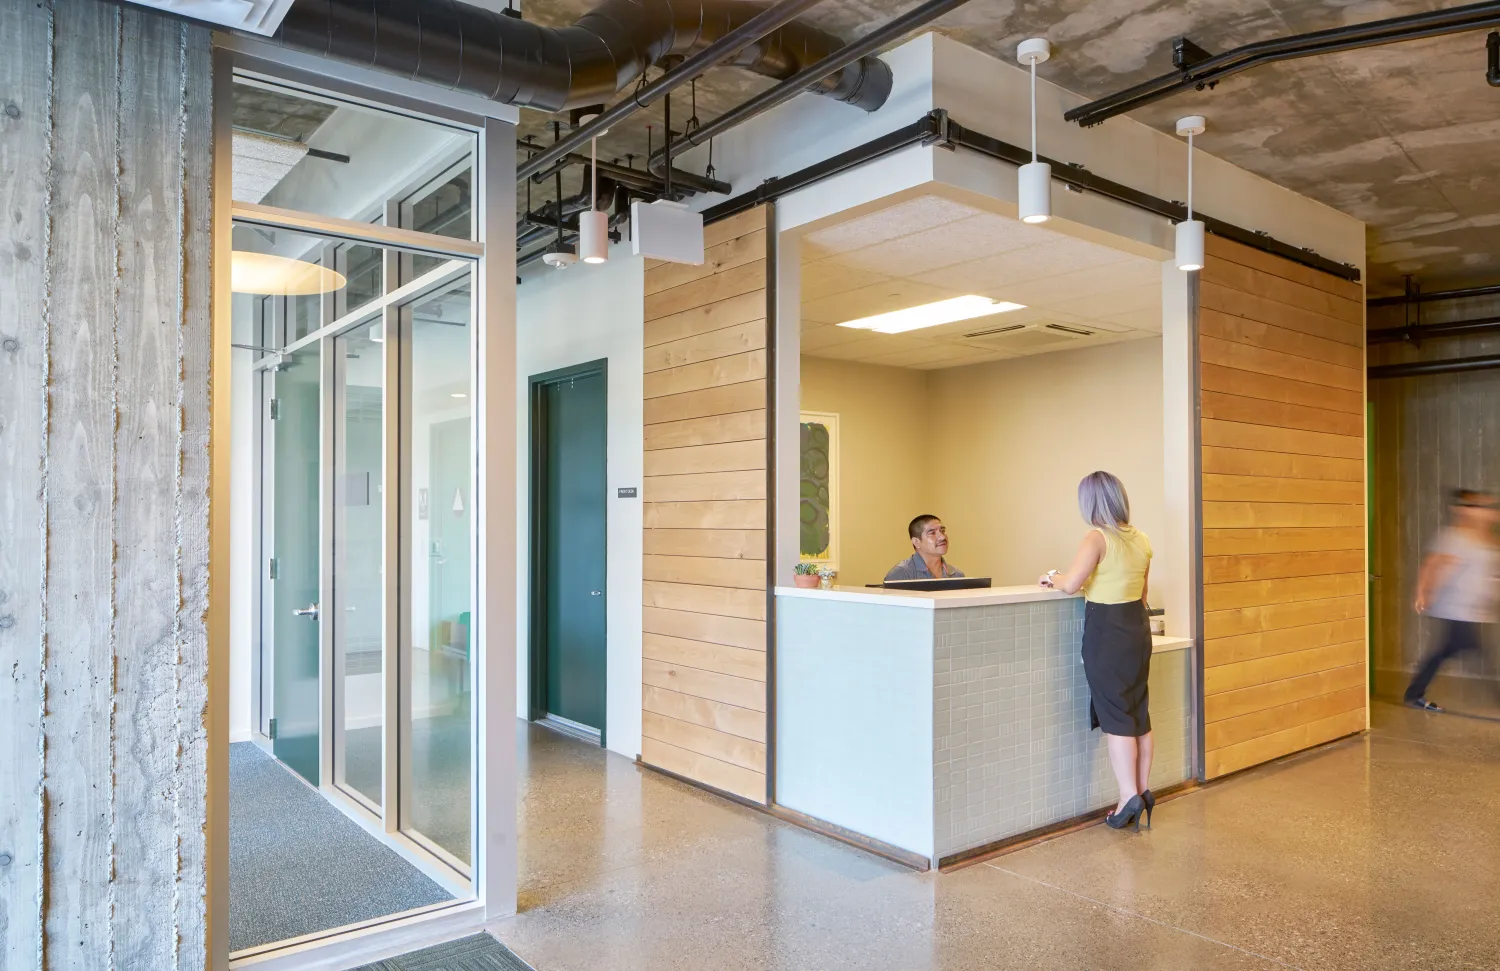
xmin=1172 ymin=37 xmax=1214 ymax=71
xmin=926 ymin=108 xmax=957 ymax=151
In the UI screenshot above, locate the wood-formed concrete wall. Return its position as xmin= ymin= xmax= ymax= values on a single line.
xmin=1199 ymin=236 xmax=1368 ymax=779
xmin=640 ymin=208 xmax=771 ymax=804
xmin=0 ymin=2 xmax=216 ymax=965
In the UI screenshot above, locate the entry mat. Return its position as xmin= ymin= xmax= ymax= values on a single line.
xmin=351 ymin=933 xmax=535 ymax=971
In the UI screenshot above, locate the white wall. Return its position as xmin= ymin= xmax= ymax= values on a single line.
xmin=515 ymin=245 xmax=646 ymax=760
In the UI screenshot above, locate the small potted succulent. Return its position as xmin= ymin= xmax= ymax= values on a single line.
xmin=793 ymin=562 xmax=821 ymax=588
xmin=817 ymin=567 xmax=837 ymax=590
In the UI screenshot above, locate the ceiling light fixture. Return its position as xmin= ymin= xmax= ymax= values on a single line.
xmin=579 ymin=134 xmax=609 ymax=264
xmin=231 ymin=251 xmax=347 ymax=295
xmin=1175 ymin=115 xmax=1206 ymax=272
xmin=1017 ymin=38 xmax=1052 ymax=225
xmin=836 ymin=295 xmax=1026 ymax=335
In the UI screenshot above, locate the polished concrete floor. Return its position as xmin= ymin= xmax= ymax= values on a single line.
xmin=492 ymin=704 xmax=1500 ymax=970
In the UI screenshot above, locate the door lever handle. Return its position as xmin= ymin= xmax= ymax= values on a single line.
xmin=293 ymin=602 xmax=320 ymax=619
xmin=590 ymin=590 xmax=602 ymax=596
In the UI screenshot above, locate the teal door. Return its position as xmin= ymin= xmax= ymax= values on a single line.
xmin=271 ymin=343 xmax=322 ymax=785
xmin=541 ymin=370 xmax=608 ymax=733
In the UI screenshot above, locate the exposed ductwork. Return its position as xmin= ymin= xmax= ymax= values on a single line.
xmin=274 ymin=0 xmax=893 ymax=114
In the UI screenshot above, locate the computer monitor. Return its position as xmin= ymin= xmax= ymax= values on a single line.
xmin=880 ymin=576 xmax=992 ymax=592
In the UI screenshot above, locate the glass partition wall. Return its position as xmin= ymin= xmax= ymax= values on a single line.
xmin=232 ymin=69 xmax=485 ymax=947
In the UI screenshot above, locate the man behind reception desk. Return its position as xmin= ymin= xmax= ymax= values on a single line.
xmin=884 ymin=514 xmax=966 ymax=581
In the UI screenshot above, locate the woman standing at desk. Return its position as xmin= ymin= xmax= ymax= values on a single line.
xmin=1039 ymin=471 xmax=1154 ymax=832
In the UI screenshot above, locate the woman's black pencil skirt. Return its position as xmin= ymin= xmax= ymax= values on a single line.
xmin=1081 ymin=599 xmax=1153 ymax=736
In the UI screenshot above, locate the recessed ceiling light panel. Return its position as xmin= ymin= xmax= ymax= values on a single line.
xmin=836 ymin=295 xmax=1026 ymax=334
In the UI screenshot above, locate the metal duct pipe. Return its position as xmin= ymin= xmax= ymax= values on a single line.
xmin=650 ymin=0 xmax=974 ymax=176
xmin=1064 ymin=1 xmax=1500 ymax=126
xmin=527 ymin=152 xmax=732 ymax=196
xmin=1368 ymin=281 xmax=1500 ymax=306
xmin=1369 ymin=354 xmax=1500 ymax=379
xmin=277 ymin=0 xmax=891 ymax=118
xmin=1366 ymin=314 xmax=1500 ymax=344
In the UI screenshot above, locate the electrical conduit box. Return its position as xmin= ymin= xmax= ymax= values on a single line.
xmin=630 ymin=200 xmax=704 ymax=265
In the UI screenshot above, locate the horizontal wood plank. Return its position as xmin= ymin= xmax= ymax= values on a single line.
xmin=1205 ymin=618 xmax=1367 ymax=668
xmin=642 ymin=710 xmax=767 ymax=773
xmin=643 ymin=634 xmax=767 ymax=682
xmin=645 ymin=260 xmax=765 ymax=321
xmin=1204 ymin=235 xmax=1365 ymax=304
xmin=644 ymin=410 xmax=766 ymax=450
xmin=1205 ymin=662 xmax=1365 ymax=722
xmin=1202 ymin=501 xmax=1366 ymax=529
xmin=1205 ymin=706 xmax=1365 ymax=779
xmin=644 ymin=318 xmax=766 ymax=373
xmin=1201 ymin=390 xmax=1364 ymax=438
xmin=1203 ymin=572 xmax=1365 ymax=611
xmin=643 ymin=657 xmax=766 ymax=710
xmin=644 ymin=350 xmax=766 ymax=400
xmin=1201 ymin=335 xmax=1363 ymax=392
xmin=1202 ymin=419 xmax=1364 ymax=460
xmin=1201 ymin=447 xmax=1364 ymax=483
xmin=644 ymin=528 xmax=765 ymax=560
xmin=1202 ymin=259 xmax=1363 ymax=326
xmin=1204 ymin=639 xmax=1366 ymax=696
xmin=642 ymin=580 xmax=767 ymax=621
xmin=1200 ymin=308 xmax=1363 ymax=371
xmin=1202 ymin=527 xmax=1364 ymax=556
xmin=1200 ymin=281 xmax=1364 ymax=348
xmin=643 ymin=470 xmax=766 ymax=502
xmin=643 ymin=381 xmax=765 ymax=424
xmin=1203 ymin=473 xmax=1365 ymax=504
xmin=645 ymin=230 xmax=766 ymax=296
xmin=643 ymin=554 xmax=765 ymax=590
xmin=642 ymin=605 xmax=766 ymax=650
xmin=1204 ymin=549 xmax=1366 ymax=583
xmin=1205 ymin=684 xmax=1366 ymax=752
xmin=643 ymin=440 xmax=766 ymax=476
xmin=644 ymin=499 xmax=766 ymax=530
xmin=642 ymin=684 xmax=765 ymax=742
xmin=642 ymin=736 xmax=765 ymax=803
xmin=1200 ymin=362 xmax=1363 ymax=416
xmin=644 ymin=289 xmax=767 ymax=348
xmin=703 ymin=207 xmax=766 ymax=249
xmin=1204 ymin=595 xmax=1364 ymax=640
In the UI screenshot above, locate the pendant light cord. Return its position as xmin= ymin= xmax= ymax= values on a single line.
xmin=590 ymin=135 xmax=598 ymax=212
xmin=1029 ymin=57 xmax=1038 ymax=162
xmin=1186 ymin=131 xmax=1194 ymax=220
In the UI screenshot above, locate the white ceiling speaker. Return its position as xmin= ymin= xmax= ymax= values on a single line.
xmin=1175 ymin=115 xmax=1206 ymax=271
xmin=541 ymin=245 xmax=578 ymax=269
xmin=1016 ymin=37 xmax=1052 ymax=225
xmin=579 ymin=135 xmax=610 ymax=264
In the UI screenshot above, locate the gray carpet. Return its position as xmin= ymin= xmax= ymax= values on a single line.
xmin=350 ymin=933 xmax=534 ymax=970
xmin=230 ymin=742 xmax=454 ymax=951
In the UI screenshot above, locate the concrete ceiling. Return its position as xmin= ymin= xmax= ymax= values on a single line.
xmin=514 ymin=0 xmax=1500 ymax=295
xmin=799 ymin=193 xmax=1161 ymax=370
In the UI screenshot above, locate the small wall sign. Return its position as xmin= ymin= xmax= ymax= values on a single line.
xmin=616 ymin=487 xmax=638 ymax=498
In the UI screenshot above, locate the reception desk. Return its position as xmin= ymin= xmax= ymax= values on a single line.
xmin=774 ymin=584 xmax=1193 ymax=868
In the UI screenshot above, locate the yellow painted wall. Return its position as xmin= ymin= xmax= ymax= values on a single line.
xmin=799 ymin=356 xmax=931 ymax=587
xmin=801 ymin=338 xmax=1168 ymax=606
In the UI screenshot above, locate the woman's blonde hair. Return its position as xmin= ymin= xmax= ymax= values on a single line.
xmin=1078 ymin=471 xmax=1131 ymax=533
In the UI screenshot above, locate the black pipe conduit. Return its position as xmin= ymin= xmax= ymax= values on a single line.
xmin=1489 ymin=30 xmax=1500 ymax=85
xmin=1369 ymin=354 xmax=1500 ymax=379
xmin=1064 ymin=1 xmax=1500 ymax=127
xmin=276 ymin=0 xmax=889 ymax=117
xmin=649 ymin=0 xmax=975 ymax=177
xmin=1367 ymin=314 xmax=1500 ymax=344
xmin=1368 ymin=281 xmax=1500 ymax=306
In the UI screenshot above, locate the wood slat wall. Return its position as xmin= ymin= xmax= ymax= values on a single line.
xmin=641 ymin=208 xmax=771 ymax=803
xmin=1199 ymin=236 xmax=1368 ymax=779
xmin=0 ymin=3 xmax=215 ymax=966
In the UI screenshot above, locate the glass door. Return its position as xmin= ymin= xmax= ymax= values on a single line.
xmin=269 ymin=341 xmax=323 ymax=785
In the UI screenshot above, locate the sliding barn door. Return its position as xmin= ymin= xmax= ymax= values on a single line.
xmin=1199 ymin=236 xmax=1368 ymax=779
xmin=640 ymin=208 xmax=772 ymax=803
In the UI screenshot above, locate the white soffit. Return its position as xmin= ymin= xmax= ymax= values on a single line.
xmin=127 ymin=0 xmax=295 ymax=34
xmin=799 ymin=193 xmax=1164 ymax=370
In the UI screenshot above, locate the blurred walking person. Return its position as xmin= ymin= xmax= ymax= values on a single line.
xmin=1406 ymin=489 xmax=1500 ymax=712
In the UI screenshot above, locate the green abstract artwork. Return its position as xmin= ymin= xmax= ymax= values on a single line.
xmin=800 ymin=419 xmax=832 ymax=559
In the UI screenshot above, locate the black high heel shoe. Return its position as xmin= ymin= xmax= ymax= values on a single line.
xmin=1106 ymin=794 xmax=1146 ymax=832
xmin=1141 ymin=789 xmax=1155 ymax=829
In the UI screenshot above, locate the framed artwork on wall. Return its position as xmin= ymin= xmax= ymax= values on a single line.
xmin=799 ymin=411 xmax=839 ymax=571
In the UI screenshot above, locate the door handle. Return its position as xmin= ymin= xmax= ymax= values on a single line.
xmin=293 ymin=602 xmax=320 ymax=619
xmin=590 ymin=590 xmax=602 ymax=596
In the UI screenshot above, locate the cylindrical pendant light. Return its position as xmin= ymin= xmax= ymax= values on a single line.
xmin=1175 ymin=115 xmax=1206 ymax=271
xmin=579 ymin=135 xmax=610 ymax=264
xmin=1016 ymin=38 xmax=1052 ymax=224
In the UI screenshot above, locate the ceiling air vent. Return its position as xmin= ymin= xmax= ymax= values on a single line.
xmin=1044 ymin=323 xmax=1096 ymax=337
xmin=125 ymin=0 xmax=296 ymax=35
xmin=959 ymin=321 xmax=1094 ymax=352
xmin=964 ymin=323 xmax=1027 ymax=339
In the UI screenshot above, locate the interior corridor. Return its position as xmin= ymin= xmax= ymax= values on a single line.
xmin=491 ymin=704 xmax=1500 ymax=971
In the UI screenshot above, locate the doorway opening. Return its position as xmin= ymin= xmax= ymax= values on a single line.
xmin=528 ymin=361 xmax=610 ymax=747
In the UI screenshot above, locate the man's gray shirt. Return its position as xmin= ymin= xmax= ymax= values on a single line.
xmin=884 ymin=553 xmax=964 ymax=582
